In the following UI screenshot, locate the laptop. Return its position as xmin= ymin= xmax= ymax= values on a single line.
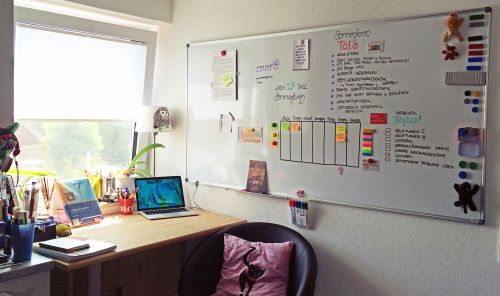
xmin=135 ymin=176 xmax=198 ymax=220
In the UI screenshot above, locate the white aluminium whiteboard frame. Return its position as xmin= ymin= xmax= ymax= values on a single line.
xmin=186 ymin=7 xmax=491 ymax=224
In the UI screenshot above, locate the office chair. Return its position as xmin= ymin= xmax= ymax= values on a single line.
xmin=178 ymin=222 xmax=317 ymax=296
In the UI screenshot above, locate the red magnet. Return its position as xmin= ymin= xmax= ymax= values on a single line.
xmin=221 ymin=50 xmax=226 ymax=56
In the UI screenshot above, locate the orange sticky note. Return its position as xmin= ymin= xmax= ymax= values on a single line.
xmin=336 ymin=134 xmax=346 ymax=142
xmin=291 ymin=122 xmax=301 ymax=132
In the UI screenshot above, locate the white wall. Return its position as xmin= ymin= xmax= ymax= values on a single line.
xmin=0 ymin=0 xmax=14 ymax=127
xmin=156 ymin=0 xmax=500 ymax=295
xmin=66 ymin=0 xmax=172 ymax=22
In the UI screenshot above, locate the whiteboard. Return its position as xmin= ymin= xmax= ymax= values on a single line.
xmin=187 ymin=8 xmax=491 ymax=224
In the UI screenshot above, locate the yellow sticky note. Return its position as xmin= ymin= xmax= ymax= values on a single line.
xmin=223 ymin=72 xmax=233 ymax=86
xmin=336 ymin=125 xmax=346 ymax=135
xmin=336 ymin=134 xmax=346 ymax=142
xmin=291 ymin=122 xmax=301 ymax=132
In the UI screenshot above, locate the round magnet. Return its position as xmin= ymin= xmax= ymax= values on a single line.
xmin=472 ymin=107 xmax=479 ymax=113
xmin=464 ymin=90 xmax=471 ymax=96
xmin=472 ymin=98 xmax=480 ymax=105
xmin=272 ymin=141 xmax=278 ymax=146
xmin=367 ymin=158 xmax=374 ymax=164
xmin=458 ymin=171 xmax=467 ymax=179
xmin=464 ymin=98 xmax=471 ymax=104
xmin=272 ymin=123 xmax=277 ymax=128
xmin=458 ymin=161 xmax=467 ymax=168
xmin=469 ymin=162 xmax=478 ymax=170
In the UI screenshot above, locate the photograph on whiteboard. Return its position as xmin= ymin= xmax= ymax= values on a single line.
xmin=246 ymin=160 xmax=268 ymax=193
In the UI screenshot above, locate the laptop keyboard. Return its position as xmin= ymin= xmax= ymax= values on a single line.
xmin=144 ymin=208 xmax=188 ymax=215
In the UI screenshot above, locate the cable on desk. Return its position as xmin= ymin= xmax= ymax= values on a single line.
xmin=192 ymin=181 xmax=202 ymax=210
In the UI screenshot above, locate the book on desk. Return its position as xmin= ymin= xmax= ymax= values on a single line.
xmin=33 ymin=237 xmax=116 ymax=262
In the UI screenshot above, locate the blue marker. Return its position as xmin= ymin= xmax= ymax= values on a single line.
xmin=466 ymin=66 xmax=482 ymax=71
xmin=468 ymin=57 xmax=483 ymax=63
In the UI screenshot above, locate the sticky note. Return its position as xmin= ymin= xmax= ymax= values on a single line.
xmin=362 ymin=142 xmax=373 ymax=147
xmin=363 ymin=129 xmax=375 ymax=134
xmin=336 ymin=134 xmax=346 ymax=142
xmin=336 ymin=126 xmax=346 ymax=135
xmin=281 ymin=122 xmax=290 ymax=131
xmin=223 ymin=72 xmax=233 ymax=86
xmin=291 ymin=122 xmax=301 ymax=132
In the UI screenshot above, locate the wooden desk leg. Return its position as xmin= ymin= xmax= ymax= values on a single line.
xmin=101 ymin=243 xmax=184 ymax=296
xmin=51 ymin=266 xmax=89 ymax=296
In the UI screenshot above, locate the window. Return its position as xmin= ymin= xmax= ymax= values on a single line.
xmin=13 ymin=7 xmax=157 ymax=178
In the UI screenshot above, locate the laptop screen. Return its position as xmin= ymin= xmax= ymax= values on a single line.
xmin=135 ymin=176 xmax=185 ymax=211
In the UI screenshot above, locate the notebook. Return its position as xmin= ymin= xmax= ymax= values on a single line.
xmin=34 ymin=238 xmax=116 ymax=262
xmin=39 ymin=237 xmax=89 ymax=253
xmin=134 ymin=176 xmax=198 ymax=220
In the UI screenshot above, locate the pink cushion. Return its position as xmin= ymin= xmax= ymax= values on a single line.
xmin=212 ymin=233 xmax=293 ymax=296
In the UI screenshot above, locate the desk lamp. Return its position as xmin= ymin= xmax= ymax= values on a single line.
xmin=134 ymin=106 xmax=170 ymax=176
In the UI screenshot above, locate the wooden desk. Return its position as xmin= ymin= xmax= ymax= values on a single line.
xmin=51 ymin=210 xmax=245 ymax=296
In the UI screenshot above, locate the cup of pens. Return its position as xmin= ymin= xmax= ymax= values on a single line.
xmin=119 ymin=188 xmax=136 ymax=215
xmin=11 ymin=211 xmax=35 ymax=262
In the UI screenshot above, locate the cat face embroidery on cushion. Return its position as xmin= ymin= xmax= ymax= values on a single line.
xmin=239 ymin=246 xmax=265 ymax=296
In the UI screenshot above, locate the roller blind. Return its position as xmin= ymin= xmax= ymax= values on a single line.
xmin=14 ymin=23 xmax=148 ymax=120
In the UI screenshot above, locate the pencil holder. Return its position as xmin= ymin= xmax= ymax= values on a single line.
xmin=119 ymin=198 xmax=134 ymax=215
xmin=11 ymin=223 xmax=35 ymax=262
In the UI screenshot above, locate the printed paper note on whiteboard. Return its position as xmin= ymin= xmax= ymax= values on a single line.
xmin=212 ymin=50 xmax=237 ymax=100
xmin=219 ymin=113 xmax=233 ymax=133
xmin=293 ymin=39 xmax=309 ymax=71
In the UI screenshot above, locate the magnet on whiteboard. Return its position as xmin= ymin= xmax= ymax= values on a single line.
xmin=362 ymin=159 xmax=379 ymax=171
xmin=445 ymin=72 xmax=486 ymax=85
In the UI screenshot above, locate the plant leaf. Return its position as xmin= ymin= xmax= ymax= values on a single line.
xmin=134 ymin=168 xmax=151 ymax=178
xmin=129 ymin=143 xmax=165 ymax=169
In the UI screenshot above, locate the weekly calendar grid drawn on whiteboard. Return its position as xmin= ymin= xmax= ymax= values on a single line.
xmin=187 ymin=8 xmax=491 ymax=224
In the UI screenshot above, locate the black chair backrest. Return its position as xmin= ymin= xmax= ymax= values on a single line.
xmin=179 ymin=222 xmax=317 ymax=296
